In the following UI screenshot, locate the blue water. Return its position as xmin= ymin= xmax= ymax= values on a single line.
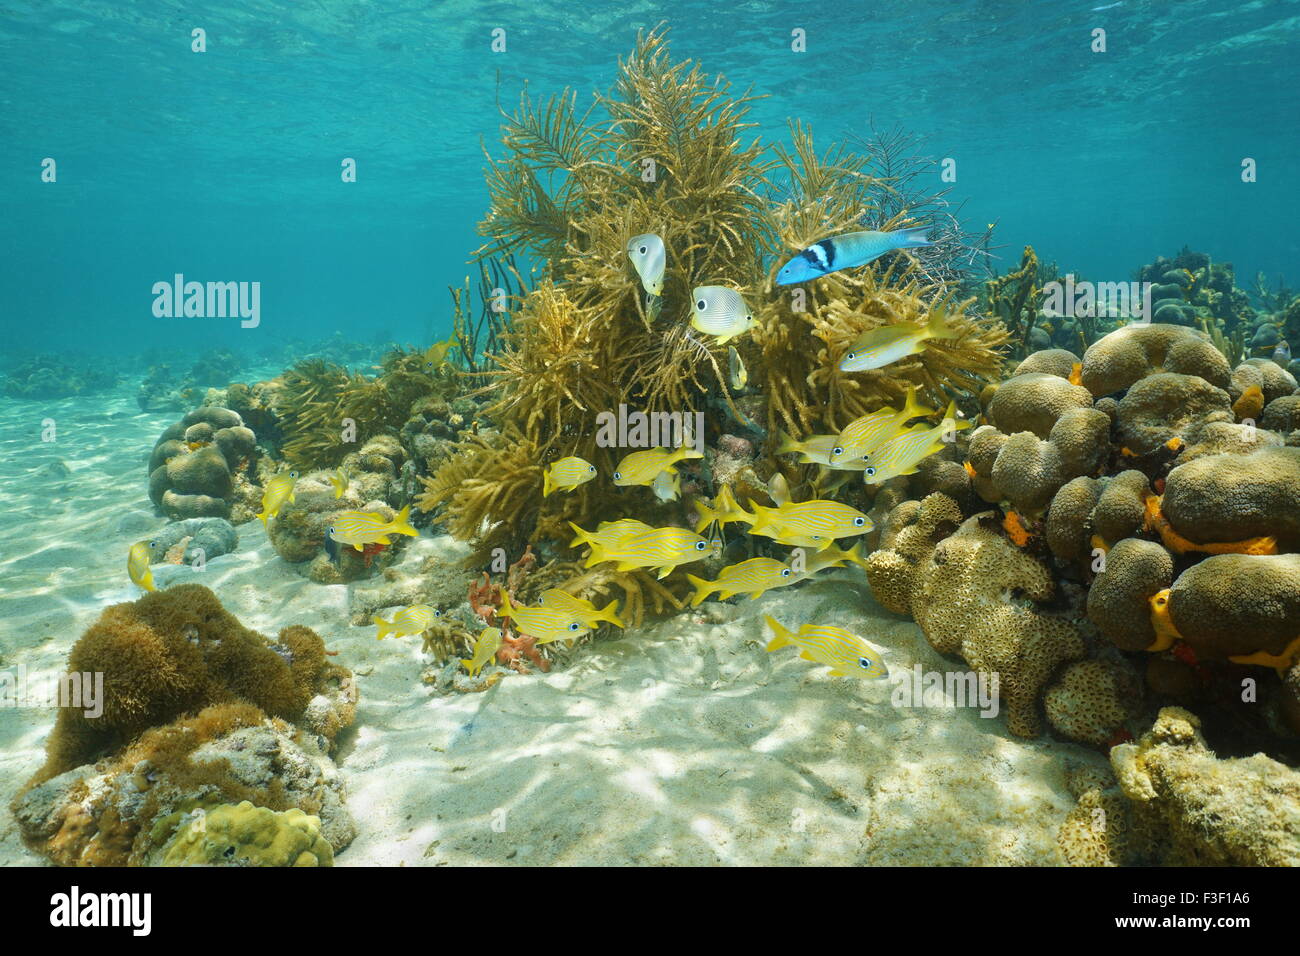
xmin=2 ymin=0 xmax=1297 ymax=358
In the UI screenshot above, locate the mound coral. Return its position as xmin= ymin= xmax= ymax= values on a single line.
xmin=906 ymin=514 xmax=1087 ymax=737
xmin=147 ymin=406 xmax=260 ymax=522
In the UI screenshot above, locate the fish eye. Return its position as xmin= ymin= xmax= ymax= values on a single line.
xmin=832 ymin=446 xmax=843 ymax=456
xmin=854 ymin=516 xmax=865 ymax=527
xmin=858 ymin=657 xmax=874 ymax=669
xmin=588 ymin=465 xmax=596 ymax=473
xmin=846 ymin=352 xmax=856 ymax=360
xmin=781 ymin=568 xmax=791 ymax=577
xmin=290 ymin=470 xmax=298 ymax=478
xmin=638 ymin=245 xmax=647 ymax=254
xmin=695 ymin=541 xmax=707 ymax=550
xmin=328 ymin=527 xmax=335 ymax=534
xmin=568 ymin=622 xmax=581 ymax=631
xmin=696 ymin=299 xmax=707 ymax=311
xmin=865 ymin=467 xmax=876 ymax=477
xmin=148 ymin=540 xmax=156 ymax=548
xmin=613 ymin=471 xmax=622 ymax=480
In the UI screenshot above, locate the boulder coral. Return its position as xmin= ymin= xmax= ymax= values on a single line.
xmin=907 ymin=514 xmax=1087 ymax=737
xmin=148 ymin=406 xmax=260 ymax=522
xmin=155 ymin=800 xmax=334 ymax=867
xmin=1079 ymin=323 xmax=1230 ymax=397
xmin=1165 ymin=554 xmax=1300 ymax=663
xmin=1160 ymin=447 xmax=1300 ymax=551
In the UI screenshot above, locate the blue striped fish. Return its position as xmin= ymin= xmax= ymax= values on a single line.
xmin=764 ymin=615 xmax=888 ymax=679
xmin=776 ymin=227 xmax=932 ymax=286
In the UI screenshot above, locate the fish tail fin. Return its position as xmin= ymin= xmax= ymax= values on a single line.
xmin=373 ymin=616 xmax=393 ymax=640
xmin=686 ymin=574 xmax=714 ymax=608
xmin=542 ymin=470 xmax=553 ymax=498
xmin=900 ymin=386 xmax=933 ymax=421
xmin=844 ymin=541 xmax=871 ymax=571
xmin=774 ymin=429 xmax=800 ymax=456
xmin=596 ymin=599 xmax=623 ymax=628
xmin=460 ymin=658 xmax=475 ymax=674
xmin=942 ymin=399 xmax=971 ymax=431
xmin=763 ymin=615 xmax=796 ymax=652
xmin=693 ymin=500 xmax=719 ymax=534
xmin=389 ymin=505 xmax=418 ymax=537
xmin=892 ymin=225 xmax=933 ymax=249
xmin=926 ymin=304 xmax=960 ymax=340
xmin=498 ymin=591 xmax=514 ymax=620
xmin=568 ymin=522 xmax=590 ymax=548
xmin=256 ymin=510 xmax=268 ymax=527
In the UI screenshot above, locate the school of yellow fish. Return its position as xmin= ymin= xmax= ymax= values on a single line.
xmin=127 ymin=227 xmax=964 ymax=682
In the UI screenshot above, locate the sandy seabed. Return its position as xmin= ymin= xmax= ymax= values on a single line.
xmin=0 ymin=384 xmax=1100 ymax=866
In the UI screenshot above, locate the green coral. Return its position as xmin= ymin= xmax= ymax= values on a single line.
xmin=158 ymin=800 xmax=333 ymax=867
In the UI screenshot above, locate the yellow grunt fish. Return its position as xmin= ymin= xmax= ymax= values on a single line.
xmin=257 ymin=470 xmax=299 ymax=526
xmin=863 ymin=400 xmax=971 ymax=485
xmin=840 ymin=309 xmax=960 ymax=373
xmin=693 ymin=483 xmax=748 ymax=533
xmin=374 ymin=604 xmax=441 ymax=640
xmin=538 ymin=589 xmax=624 ymax=628
xmin=764 ymin=616 xmax=888 ymax=679
xmin=498 ymin=591 xmax=590 ymax=645
xmin=328 ymin=467 xmax=348 ymax=499
xmin=775 ymin=431 xmax=870 ymax=472
xmin=613 ymin=446 xmax=703 ymax=487
xmin=461 ymin=627 xmax=503 ymax=677
xmin=570 ymin=522 xmax=718 ymax=578
xmin=686 ymin=557 xmax=795 ymax=606
xmin=742 ymin=500 xmax=873 ymax=551
xmin=128 ymin=540 xmax=157 ymax=592
xmin=569 ymin=518 xmax=655 ymax=551
xmin=543 ymin=456 xmax=598 ymax=497
xmin=828 ymin=388 xmax=935 ymax=466
xmin=328 ymin=504 xmax=419 ymax=551
xmin=791 ymin=541 xmax=871 ymax=579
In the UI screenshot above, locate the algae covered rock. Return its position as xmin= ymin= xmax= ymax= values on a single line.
xmin=1109 ymin=707 xmax=1300 ymax=865
xmin=156 ymin=800 xmax=333 ymax=867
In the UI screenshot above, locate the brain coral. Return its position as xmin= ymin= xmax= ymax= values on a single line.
xmin=862 ymin=493 xmax=964 ymax=615
xmin=1086 ymin=538 xmax=1175 ymax=651
xmin=1079 ymin=323 xmax=1230 ymax=397
xmin=1161 ymin=447 xmax=1300 ymax=551
xmin=1012 ymin=348 xmax=1081 ymax=380
xmin=30 ymin=583 xmax=355 ymax=786
xmin=157 ymin=800 xmax=333 ymax=867
xmin=1166 ymin=553 xmax=1300 ymax=662
xmin=1114 ymin=372 xmax=1231 ymax=456
xmin=148 ymin=406 xmax=259 ymax=521
xmin=910 ymin=514 xmax=1087 ymax=736
xmin=986 ymin=372 xmax=1095 ymax=439
xmin=1110 ymin=707 xmax=1300 ymax=865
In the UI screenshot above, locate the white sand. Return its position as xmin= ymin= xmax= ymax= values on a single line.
xmin=0 ymin=384 xmax=1098 ymax=866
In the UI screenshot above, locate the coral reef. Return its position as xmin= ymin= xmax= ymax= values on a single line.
xmin=2 ymin=352 xmax=119 ymax=399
